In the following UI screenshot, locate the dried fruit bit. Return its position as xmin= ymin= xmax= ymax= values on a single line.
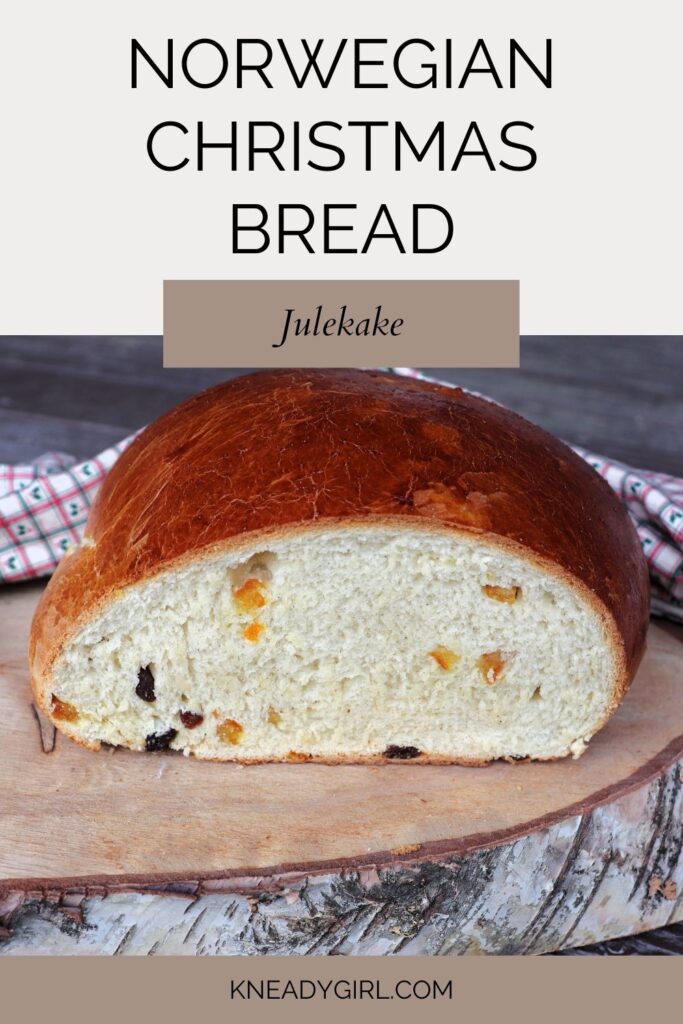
xmin=180 ymin=711 xmax=204 ymax=729
xmin=217 ymin=718 xmax=244 ymax=745
xmin=51 ymin=694 xmax=79 ymax=722
xmin=383 ymin=745 xmax=422 ymax=760
xmin=429 ymin=645 xmax=458 ymax=671
xmin=483 ymin=584 xmax=520 ymax=604
xmin=243 ymin=622 xmax=265 ymax=642
xmin=287 ymin=751 xmax=312 ymax=762
xmin=234 ymin=578 xmax=267 ymax=613
xmin=478 ymin=650 xmax=508 ymax=684
xmin=145 ymin=728 xmax=177 ymax=751
xmin=267 ymin=706 xmax=282 ymax=726
xmin=135 ymin=665 xmax=156 ymax=702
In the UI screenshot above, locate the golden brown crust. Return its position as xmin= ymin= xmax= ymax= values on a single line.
xmin=30 ymin=369 xmax=650 ymax=756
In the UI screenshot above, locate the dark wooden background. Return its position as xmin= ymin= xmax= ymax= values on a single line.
xmin=1 ymin=334 xmax=681 ymax=955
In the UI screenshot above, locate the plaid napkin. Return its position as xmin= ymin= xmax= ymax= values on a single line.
xmin=1 ymin=373 xmax=682 ymax=624
xmin=0 ymin=438 xmax=134 ymax=583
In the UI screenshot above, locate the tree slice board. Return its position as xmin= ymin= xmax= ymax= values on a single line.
xmin=0 ymin=582 xmax=681 ymax=955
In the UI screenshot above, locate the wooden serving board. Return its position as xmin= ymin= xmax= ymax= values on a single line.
xmin=1 ymin=581 xmax=682 ymax=955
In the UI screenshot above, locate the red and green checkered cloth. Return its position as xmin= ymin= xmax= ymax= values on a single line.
xmin=2 ymin=373 xmax=682 ymax=622
xmin=0 ymin=439 xmax=135 ymax=582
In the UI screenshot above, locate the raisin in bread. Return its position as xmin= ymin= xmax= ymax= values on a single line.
xmin=30 ymin=369 xmax=649 ymax=763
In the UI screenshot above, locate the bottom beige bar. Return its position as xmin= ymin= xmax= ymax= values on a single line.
xmin=0 ymin=954 xmax=679 ymax=1024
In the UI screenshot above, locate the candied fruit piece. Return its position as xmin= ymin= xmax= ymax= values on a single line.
xmin=217 ymin=718 xmax=243 ymax=745
xmin=384 ymin=745 xmax=422 ymax=760
xmin=180 ymin=711 xmax=204 ymax=729
xmin=429 ymin=645 xmax=458 ymax=671
xmin=135 ymin=665 xmax=156 ymax=702
xmin=478 ymin=650 xmax=508 ymax=684
xmin=51 ymin=694 xmax=79 ymax=722
xmin=145 ymin=728 xmax=177 ymax=751
xmin=243 ymin=622 xmax=265 ymax=642
xmin=267 ymin=706 xmax=282 ymax=726
xmin=287 ymin=751 xmax=312 ymax=762
xmin=234 ymin=578 xmax=267 ymax=613
xmin=482 ymin=584 xmax=520 ymax=604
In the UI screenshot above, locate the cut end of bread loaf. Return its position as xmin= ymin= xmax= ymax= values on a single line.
xmin=35 ymin=525 xmax=625 ymax=763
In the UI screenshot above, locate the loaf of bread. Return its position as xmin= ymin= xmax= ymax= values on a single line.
xmin=30 ymin=369 xmax=649 ymax=763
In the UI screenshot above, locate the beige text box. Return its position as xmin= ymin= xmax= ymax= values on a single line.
xmin=163 ymin=279 xmax=519 ymax=368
